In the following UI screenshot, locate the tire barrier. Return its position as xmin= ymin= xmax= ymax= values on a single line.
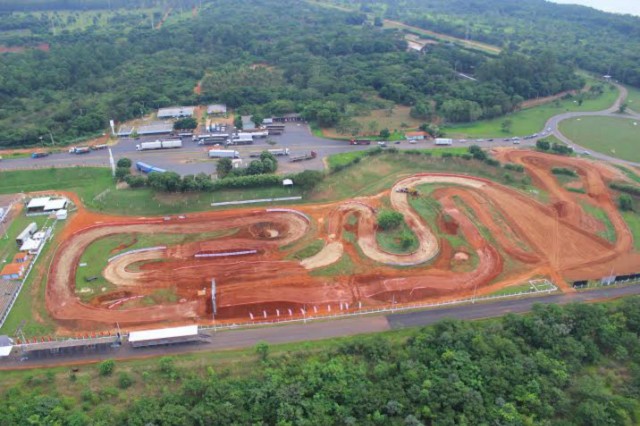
xmin=194 ymin=249 xmax=258 ymax=258
xmin=107 ymin=246 xmax=166 ymax=263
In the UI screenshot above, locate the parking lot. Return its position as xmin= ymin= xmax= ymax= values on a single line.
xmin=0 ymin=122 xmax=543 ymax=176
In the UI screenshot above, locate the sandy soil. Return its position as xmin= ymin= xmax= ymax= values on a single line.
xmin=41 ymin=150 xmax=640 ymax=331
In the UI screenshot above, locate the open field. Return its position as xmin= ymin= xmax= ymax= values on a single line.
xmin=319 ymin=106 xmax=422 ymax=139
xmin=444 ymin=83 xmax=619 ymax=138
xmin=24 ymin=150 xmax=639 ymax=334
xmin=624 ymin=84 xmax=640 ymax=112
xmin=559 ymin=116 xmax=640 ymax=162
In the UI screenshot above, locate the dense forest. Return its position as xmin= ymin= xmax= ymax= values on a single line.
xmin=336 ymin=0 xmax=640 ymax=87
xmin=0 ymin=0 xmax=192 ymax=12
xmin=2 ymin=299 xmax=640 ymax=424
xmin=0 ymin=0 xmax=581 ymax=147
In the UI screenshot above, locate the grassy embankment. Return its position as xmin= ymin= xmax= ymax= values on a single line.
xmin=443 ymin=79 xmax=619 ymax=138
xmin=559 ymin=116 xmax=640 ymax=163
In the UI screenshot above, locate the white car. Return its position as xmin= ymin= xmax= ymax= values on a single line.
xmin=582 ymin=150 xmax=591 ymax=155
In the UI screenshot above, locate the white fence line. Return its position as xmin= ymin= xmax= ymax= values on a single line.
xmin=0 ymin=222 xmax=56 ymax=329
xmin=195 ymin=250 xmax=258 ymax=258
xmin=211 ymin=196 xmax=302 ymax=207
xmin=107 ymin=246 xmax=166 ymax=263
xmin=266 ymin=208 xmax=310 ymax=223
xmin=200 ymin=280 xmax=559 ymax=332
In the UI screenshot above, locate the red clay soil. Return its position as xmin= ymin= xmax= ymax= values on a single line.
xmin=42 ymin=150 xmax=640 ymax=332
xmin=0 ymin=43 xmax=49 ymax=54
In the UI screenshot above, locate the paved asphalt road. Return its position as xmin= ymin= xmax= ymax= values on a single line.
xmin=546 ymin=83 xmax=640 ymax=167
xmin=1 ymin=82 xmax=639 ymax=175
xmin=2 ymin=284 xmax=639 ymax=370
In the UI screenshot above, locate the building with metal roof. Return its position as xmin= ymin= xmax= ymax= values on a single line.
xmin=20 ymin=238 xmax=42 ymax=254
xmin=117 ymin=126 xmax=135 ymax=137
xmin=128 ymin=325 xmax=207 ymax=348
xmin=137 ymin=123 xmax=174 ymax=136
xmin=207 ymin=104 xmax=227 ymax=115
xmin=157 ymin=106 xmax=195 ymax=119
xmin=0 ymin=262 xmax=26 ymax=280
xmin=0 ymin=336 xmax=13 ymax=357
xmin=26 ymin=197 xmax=50 ymax=211
xmin=43 ymin=198 xmax=67 ymax=212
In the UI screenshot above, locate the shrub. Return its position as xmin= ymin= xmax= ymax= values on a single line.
xmin=255 ymin=341 xmax=270 ymax=362
xmin=116 ymin=158 xmax=132 ymax=168
xmin=551 ymin=142 xmax=573 ymax=155
xmin=484 ymin=158 xmax=500 ymax=167
xmin=442 ymin=153 xmax=453 ymax=158
xmin=504 ymin=163 xmax=524 ymax=172
xmin=400 ymin=231 xmax=417 ymax=249
xmin=536 ymin=139 xmax=550 ymax=151
xmin=468 ymin=145 xmax=488 ymax=161
xmin=115 ymin=167 xmax=131 ymax=181
xmin=610 ymin=182 xmax=640 ymax=197
xmin=118 ymin=372 xmax=134 ymax=389
xmin=98 ymin=359 xmax=115 ymax=376
xmin=124 ymin=174 xmax=146 ymax=188
xmin=294 ymin=170 xmax=325 ymax=191
xmin=551 ymin=167 xmax=577 ymax=177
xmin=377 ymin=210 xmax=404 ymax=230
xmin=461 ymin=154 xmax=472 ymax=160
xmin=619 ymin=194 xmax=634 ymax=211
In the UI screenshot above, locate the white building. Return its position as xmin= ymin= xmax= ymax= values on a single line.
xmin=157 ymin=106 xmax=195 ymax=119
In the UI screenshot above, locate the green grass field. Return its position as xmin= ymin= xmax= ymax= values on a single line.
xmin=443 ymin=83 xmax=619 ymax=138
xmin=376 ymin=221 xmax=419 ymax=255
xmin=624 ymin=84 xmax=640 ymax=112
xmin=580 ymin=201 xmax=617 ymax=243
xmin=559 ymin=116 xmax=640 ymax=162
xmin=622 ymin=212 xmax=640 ymax=251
xmin=0 ymin=167 xmax=113 ymax=201
xmin=75 ymin=229 xmax=238 ymax=300
xmin=0 ymin=220 xmax=61 ymax=337
xmin=288 ymin=239 xmax=325 ymax=260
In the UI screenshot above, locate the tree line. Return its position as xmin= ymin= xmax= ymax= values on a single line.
xmin=2 ymin=299 xmax=640 ymax=424
xmin=0 ymin=0 xmax=580 ymax=147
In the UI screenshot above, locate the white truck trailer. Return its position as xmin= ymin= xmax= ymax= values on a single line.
xmin=435 ymin=138 xmax=453 ymax=146
xmin=249 ymin=148 xmax=290 ymax=157
xmin=136 ymin=139 xmax=183 ymax=151
xmin=208 ymin=150 xmax=240 ymax=159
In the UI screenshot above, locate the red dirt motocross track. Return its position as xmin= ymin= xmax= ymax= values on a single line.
xmin=46 ymin=150 xmax=640 ymax=331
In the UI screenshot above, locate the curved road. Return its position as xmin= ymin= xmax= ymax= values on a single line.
xmin=545 ymin=82 xmax=640 ymax=167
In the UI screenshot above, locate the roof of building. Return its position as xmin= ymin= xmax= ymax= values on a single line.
xmin=27 ymin=197 xmax=50 ymax=209
xmin=20 ymin=238 xmax=41 ymax=252
xmin=128 ymin=325 xmax=199 ymax=343
xmin=241 ymin=116 xmax=256 ymax=130
xmin=405 ymin=131 xmax=428 ymax=137
xmin=44 ymin=198 xmax=67 ymax=211
xmin=0 ymin=336 xmax=13 ymax=357
xmin=157 ymin=106 xmax=195 ymax=117
xmin=207 ymin=104 xmax=227 ymax=114
xmin=13 ymin=252 xmax=28 ymax=261
xmin=21 ymin=336 xmax=118 ymax=353
xmin=0 ymin=263 xmax=24 ymax=276
xmin=137 ymin=123 xmax=174 ymax=135
xmin=117 ymin=126 xmax=135 ymax=136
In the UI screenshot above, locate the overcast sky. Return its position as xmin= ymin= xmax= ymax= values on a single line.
xmin=548 ymin=0 xmax=640 ymax=16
